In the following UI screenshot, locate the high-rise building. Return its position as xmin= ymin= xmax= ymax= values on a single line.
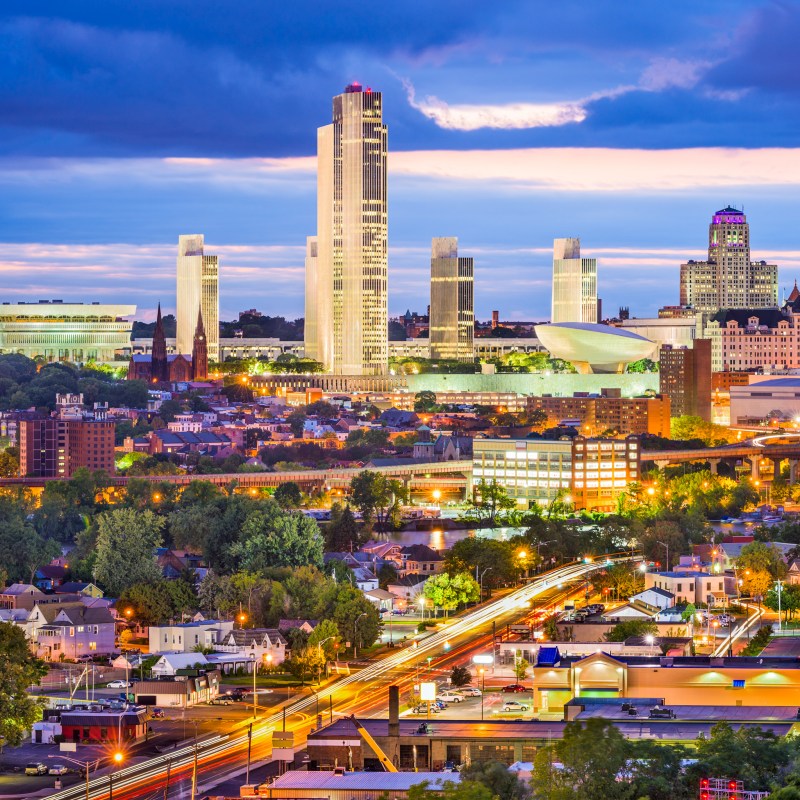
xmin=429 ymin=238 xmax=474 ymax=362
xmin=679 ymin=207 xmax=778 ymax=312
xmin=551 ymin=238 xmax=597 ymax=324
xmin=177 ymin=234 xmax=219 ymax=363
xmin=19 ymin=417 xmax=115 ymax=478
xmin=659 ymin=340 xmax=712 ymax=421
xmin=310 ymin=83 xmax=388 ymax=375
xmin=303 ymin=236 xmax=319 ymax=361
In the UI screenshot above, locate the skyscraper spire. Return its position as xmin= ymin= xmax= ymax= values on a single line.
xmin=192 ymin=307 xmax=208 ymax=381
xmin=151 ymin=302 xmax=169 ymax=383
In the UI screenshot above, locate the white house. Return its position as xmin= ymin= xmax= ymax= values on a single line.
xmin=352 ymin=567 xmax=379 ymax=593
xmin=150 ymin=652 xmax=210 ymax=678
xmin=216 ymin=628 xmax=288 ymax=667
xmin=630 ymin=587 xmax=675 ymax=611
xmin=148 ymin=620 xmax=234 ymax=655
xmin=644 ymin=571 xmax=733 ymax=606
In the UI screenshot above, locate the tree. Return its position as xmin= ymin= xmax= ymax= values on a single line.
xmin=168 ymin=504 xmax=222 ymax=552
xmin=378 ymin=562 xmax=398 ymax=590
xmin=230 ymin=503 xmax=324 ymax=572
xmin=738 ymin=541 xmax=787 ymax=580
xmin=273 ymin=481 xmax=303 ymax=509
xmin=444 ymin=537 xmax=518 ymax=591
xmin=0 ymin=622 xmax=47 ymax=746
xmin=423 ymin=572 xmax=480 ymax=616
xmin=533 ymin=719 xmax=633 ymax=800
xmin=350 ymin=471 xmax=407 ymax=532
xmin=764 ymin=583 xmax=800 ymax=623
xmin=0 ymin=497 xmax=61 ymax=583
xmin=0 ymin=449 xmax=19 ymax=477
xmin=460 ymin=761 xmax=531 ymax=800
xmin=450 ymin=664 xmax=472 ymax=687
xmin=324 ymin=503 xmax=362 ymax=552
xmin=331 ymin=584 xmax=382 ymax=653
xmin=414 ymin=390 xmax=437 ymax=413
xmin=513 ymin=656 xmax=530 ymax=682
xmin=409 ymin=780 xmax=493 ymax=800
xmin=604 ymin=619 xmax=657 ymax=642
xmin=745 ymin=568 xmax=774 ymax=600
xmin=93 ymin=508 xmax=164 ymax=596
xmin=287 ymin=410 xmax=307 ymax=437
xmin=468 ymin=480 xmax=516 ymax=526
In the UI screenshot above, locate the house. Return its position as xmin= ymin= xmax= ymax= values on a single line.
xmin=33 ymin=564 xmax=69 ymax=591
xmin=787 ymin=559 xmax=800 ymax=586
xmin=644 ymin=571 xmax=735 ymax=606
xmin=148 ymin=620 xmax=234 ymax=654
xmin=279 ymin=619 xmax=319 ymax=635
xmin=352 ymin=567 xmax=379 ymax=592
xmin=216 ymin=628 xmax=288 ymax=666
xmin=711 ymin=541 xmax=796 ymax=573
xmin=378 ymin=409 xmax=419 ymax=429
xmin=387 ymin=575 xmax=428 ymax=607
xmin=54 ymin=707 xmax=148 ymax=745
xmin=0 ymin=583 xmax=48 ymax=611
xmin=54 ymin=582 xmax=104 ymax=598
xmin=133 ymin=670 xmax=221 ymax=708
xmin=398 ymin=545 xmax=443 ymax=578
xmin=30 ymin=602 xmax=116 ymax=659
xmin=150 ymin=652 xmax=210 ymax=677
xmin=630 ymin=587 xmax=675 ymax=611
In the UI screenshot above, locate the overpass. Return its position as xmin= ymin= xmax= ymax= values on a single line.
xmin=0 ymin=458 xmax=471 ymax=493
xmin=641 ymin=433 xmax=800 ymax=481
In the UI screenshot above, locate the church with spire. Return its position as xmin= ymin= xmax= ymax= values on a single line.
xmin=128 ymin=303 xmax=210 ymax=383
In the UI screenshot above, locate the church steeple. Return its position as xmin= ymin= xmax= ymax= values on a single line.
xmin=151 ymin=303 xmax=169 ymax=382
xmin=789 ymin=280 xmax=800 ymax=304
xmin=192 ymin=307 xmax=208 ymax=381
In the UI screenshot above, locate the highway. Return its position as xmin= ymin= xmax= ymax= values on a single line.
xmin=710 ymin=603 xmax=765 ymax=657
xmin=46 ymin=553 xmax=641 ymax=800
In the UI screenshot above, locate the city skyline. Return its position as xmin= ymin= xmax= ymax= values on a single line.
xmin=5 ymin=3 xmax=800 ymax=320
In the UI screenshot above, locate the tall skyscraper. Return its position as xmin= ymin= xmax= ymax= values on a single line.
xmin=429 ymin=237 xmax=474 ymax=362
xmin=177 ymin=234 xmax=219 ymax=362
xmin=309 ymin=83 xmax=388 ymax=375
xmin=304 ymin=236 xmax=319 ymax=362
xmin=551 ymin=238 xmax=598 ymax=324
xmin=679 ymin=207 xmax=778 ymax=312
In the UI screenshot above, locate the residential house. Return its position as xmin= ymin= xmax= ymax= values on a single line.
xmin=133 ymin=670 xmax=221 ymax=708
xmin=387 ymin=575 xmax=428 ymax=609
xmin=644 ymin=571 xmax=736 ymax=606
xmin=34 ymin=564 xmax=68 ymax=591
xmin=150 ymin=652 xmax=210 ymax=677
xmin=630 ymin=587 xmax=675 ymax=611
xmin=54 ymin=582 xmax=104 ymax=598
xmin=398 ymin=545 xmax=443 ymax=578
xmin=148 ymin=620 xmax=234 ymax=655
xmin=279 ymin=619 xmax=319 ymax=636
xmin=216 ymin=628 xmax=288 ymax=667
xmin=0 ymin=583 xmax=48 ymax=611
xmin=788 ymin=559 xmax=800 ymax=586
xmin=31 ymin=602 xmax=116 ymax=659
xmin=710 ymin=541 xmax=796 ymax=573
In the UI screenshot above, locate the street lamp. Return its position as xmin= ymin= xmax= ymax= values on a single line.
xmin=109 ymin=752 xmax=123 ymax=800
xmin=353 ymin=613 xmax=367 ymax=659
xmin=432 ymin=489 xmax=442 ymax=507
xmin=316 ymin=636 xmax=336 ymax=681
xmin=656 ymin=541 xmax=670 ymax=571
xmin=47 ymin=755 xmax=96 ymax=799
xmin=479 ymin=567 xmax=493 ymax=601
xmin=479 ymin=668 xmax=486 ymax=720
xmin=418 ymin=596 xmax=426 ymax=622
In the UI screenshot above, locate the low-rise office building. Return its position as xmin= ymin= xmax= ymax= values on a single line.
xmin=19 ymin=417 xmax=115 ymax=478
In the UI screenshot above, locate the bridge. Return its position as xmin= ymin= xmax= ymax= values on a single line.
xmin=0 ymin=458 xmax=471 ymax=494
xmin=641 ymin=433 xmax=800 ymax=482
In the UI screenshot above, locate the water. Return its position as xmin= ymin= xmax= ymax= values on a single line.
xmin=382 ymin=526 xmax=529 ymax=549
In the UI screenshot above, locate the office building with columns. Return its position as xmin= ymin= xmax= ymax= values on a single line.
xmin=306 ymin=83 xmax=388 ymax=375
xmin=551 ymin=237 xmax=597 ymax=324
xmin=429 ymin=237 xmax=474 ymax=362
xmin=176 ymin=234 xmax=219 ymax=363
xmin=679 ymin=207 xmax=778 ymax=312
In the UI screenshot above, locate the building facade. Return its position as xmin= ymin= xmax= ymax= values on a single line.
xmin=309 ymin=83 xmax=389 ymax=375
xmin=19 ymin=418 xmax=115 ymax=478
xmin=177 ymin=234 xmax=219 ymax=362
xmin=0 ymin=302 xmax=135 ymax=365
xmin=659 ymin=339 xmax=712 ymax=421
xmin=679 ymin=207 xmax=778 ymax=312
xmin=571 ymin=435 xmax=640 ymax=512
xmin=525 ymin=392 xmax=671 ymax=437
xmin=303 ymin=236 xmax=319 ymax=361
xmin=551 ymin=238 xmax=598 ymax=324
xmin=429 ymin=237 xmax=474 ymax=362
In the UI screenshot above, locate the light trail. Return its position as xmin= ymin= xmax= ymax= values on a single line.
xmin=710 ymin=603 xmax=765 ymax=657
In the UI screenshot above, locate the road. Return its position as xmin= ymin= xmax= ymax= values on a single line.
xmin=710 ymin=603 xmax=765 ymax=657
xmin=46 ymin=553 xmax=641 ymax=800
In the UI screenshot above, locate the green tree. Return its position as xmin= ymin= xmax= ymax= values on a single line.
xmin=94 ymin=508 xmax=165 ymax=596
xmin=738 ymin=541 xmax=787 ymax=580
xmin=450 ymin=664 xmax=472 ymax=687
xmin=444 ymin=538 xmax=518 ymax=591
xmin=604 ymin=619 xmax=657 ymax=642
xmin=414 ymin=390 xmax=437 ymax=413
xmin=0 ymin=496 xmax=61 ymax=583
xmin=273 ymin=481 xmax=303 ymax=509
xmin=513 ymin=656 xmax=530 ymax=682
xmin=324 ymin=503 xmax=362 ymax=552
xmin=764 ymin=583 xmax=800 ymax=623
xmin=0 ymin=449 xmax=19 ymax=477
xmin=331 ymin=584 xmax=382 ymax=654
xmin=409 ymin=780 xmax=493 ymax=800
xmin=460 ymin=761 xmax=531 ymax=800
xmin=230 ymin=503 xmax=324 ymax=572
xmin=349 ymin=471 xmax=408 ymax=532
xmin=287 ymin=410 xmax=307 ymax=437
xmin=533 ymin=719 xmax=634 ymax=800
xmin=378 ymin=562 xmax=398 ymax=590
xmin=118 ymin=581 xmax=173 ymax=626
xmin=468 ymin=480 xmax=516 ymax=526
xmin=168 ymin=503 xmax=222 ymax=552
xmin=423 ymin=572 xmax=480 ymax=616
xmin=743 ymin=568 xmax=773 ymax=600
xmin=0 ymin=622 xmax=47 ymax=746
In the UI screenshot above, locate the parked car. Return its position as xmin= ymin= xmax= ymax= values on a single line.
xmin=228 ymin=687 xmax=249 ymax=697
xmin=502 ymin=700 xmax=529 ymax=712
xmin=107 ymin=680 xmax=131 ymax=689
xmin=502 ymin=684 xmax=529 ymax=693
xmin=25 ymin=763 xmax=48 ymax=776
xmin=209 ymin=697 xmax=232 ymax=706
xmin=48 ymin=764 xmax=69 ymax=776
xmin=456 ymin=686 xmax=482 ymax=697
xmin=412 ymin=704 xmax=440 ymax=714
xmin=438 ymin=692 xmax=464 ymax=703
xmin=150 ymin=708 xmax=165 ymax=719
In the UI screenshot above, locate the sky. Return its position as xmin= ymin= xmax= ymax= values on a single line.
xmin=3 ymin=1 xmax=800 ymax=322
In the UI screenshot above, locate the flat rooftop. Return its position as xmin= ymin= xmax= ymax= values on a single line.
xmin=571 ymin=700 xmax=800 ymax=724
xmin=268 ymin=771 xmax=459 ymax=791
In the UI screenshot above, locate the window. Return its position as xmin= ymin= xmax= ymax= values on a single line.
xmin=69 ymin=627 xmax=75 ymax=637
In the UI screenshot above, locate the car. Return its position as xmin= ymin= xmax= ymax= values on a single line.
xmin=25 ymin=763 xmax=48 ymax=776
xmin=502 ymin=700 xmax=530 ymax=712
xmin=106 ymin=680 xmax=131 ymax=689
xmin=412 ymin=704 xmax=440 ymax=714
xmin=502 ymin=684 xmax=529 ymax=693
xmin=455 ymin=686 xmax=481 ymax=697
xmin=150 ymin=708 xmax=165 ymax=719
xmin=438 ymin=692 xmax=464 ymax=703
xmin=228 ymin=687 xmax=249 ymax=696
xmin=48 ymin=765 xmax=69 ymax=776
xmin=209 ymin=697 xmax=232 ymax=705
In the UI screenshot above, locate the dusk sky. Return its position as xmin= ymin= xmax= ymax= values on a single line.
xmin=4 ymin=1 xmax=800 ymax=322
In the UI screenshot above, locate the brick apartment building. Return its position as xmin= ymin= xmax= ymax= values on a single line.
xmin=19 ymin=418 xmax=115 ymax=478
xmin=525 ymin=391 xmax=670 ymax=437
xmin=659 ymin=339 xmax=712 ymax=421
